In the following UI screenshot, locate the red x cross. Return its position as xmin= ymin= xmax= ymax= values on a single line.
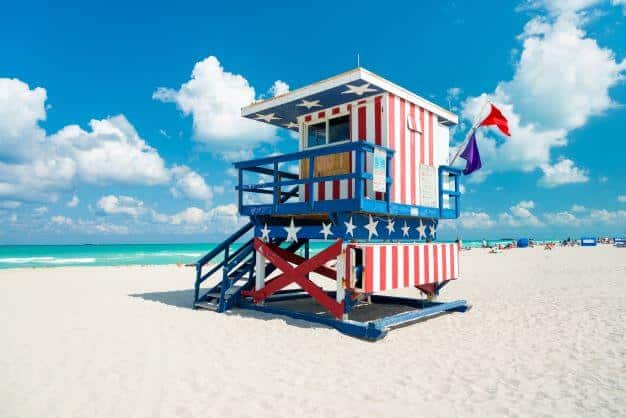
xmin=247 ymin=238 xmax=344 ymax=318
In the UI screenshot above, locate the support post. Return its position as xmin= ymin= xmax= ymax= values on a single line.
xmin=336 ymin=252 xmax=346 ymax=320
xmin=255 ymin=247 xmax=266 ymax=304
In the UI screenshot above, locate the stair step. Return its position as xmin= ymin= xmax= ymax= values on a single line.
xmin=194 ymin=301 xmax=219 ymax=310
xmin=205 ymin=292 xmax=221 ymax=298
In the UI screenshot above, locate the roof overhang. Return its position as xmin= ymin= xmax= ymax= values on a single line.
xmin=242 ymin=68 xmax=458 ymax=131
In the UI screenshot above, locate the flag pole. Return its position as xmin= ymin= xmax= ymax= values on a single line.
xmin=449 ymin=98 xmax=490 ymax=166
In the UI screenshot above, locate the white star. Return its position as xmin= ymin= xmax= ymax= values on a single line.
xmin=341 ymin=83 xmax=377 ymax=96
xmin=296 ymin=99 xmax=321 ymax=109
xmin=401 ymin=221 xmax=410 ymax=237
xmin=344 ymin=216 xmax=356 ymax=237
xmin=416 ymin=220 xmax=427 ymax=240
xmin=255 ymin=113 xmax=281 ymax=123
xmin=429 ymin=222 xmax=437 ymax=237
xmin=364 ymin=215 xmax=379 ymax=240
xmin=385 ymin=217 xmax=395 ymax=236
xmin=284 ymin=121 xmax=299 ymax=129
xmin=283 ymin=218 xmax=302 ymax=243
xmin=260 ymin=223 xmax=271 ymax=241
xmin=320 ymin=222 xmax=334 ymax=240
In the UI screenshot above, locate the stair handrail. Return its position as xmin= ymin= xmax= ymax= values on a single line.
xmin=196 ymin=222 xmax=253 ymax=268
xmin=196 ymin=185 xmax=300 ymax=269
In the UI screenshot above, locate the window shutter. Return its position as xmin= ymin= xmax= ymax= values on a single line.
xmin=407 ymin=113 xmax=422 ymax=133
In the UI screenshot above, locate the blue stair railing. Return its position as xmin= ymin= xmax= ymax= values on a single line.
xmin=194 ymin=186 xmax=300 ymax=311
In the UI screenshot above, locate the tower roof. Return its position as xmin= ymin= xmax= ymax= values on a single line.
xmin=242 ymin=67 xmax=458 ymax=131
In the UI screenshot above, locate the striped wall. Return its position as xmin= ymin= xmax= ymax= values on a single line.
xmin=347 ymin=242 xmax=460 ymax=293
xmin=298 ymin=93 xmax=450 ymax=208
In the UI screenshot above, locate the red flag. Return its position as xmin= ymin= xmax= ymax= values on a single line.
xmin=479 ymin=104 xmax=510 ymax=136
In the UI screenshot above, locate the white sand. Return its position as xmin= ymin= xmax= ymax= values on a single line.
xmin=0 ymin=246 xmax=624 ymax=417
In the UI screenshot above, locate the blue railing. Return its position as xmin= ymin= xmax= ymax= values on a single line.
xmin=438 ymin=166 xmax=462 ymax=219
xmin=234 ymin=141 xmax=394 ymax=216
xmin=233 ymin=141 xmax=461 ymax=219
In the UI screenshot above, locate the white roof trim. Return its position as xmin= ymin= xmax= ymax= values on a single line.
xmin=241 ymin=67 xmax=458 ymax=125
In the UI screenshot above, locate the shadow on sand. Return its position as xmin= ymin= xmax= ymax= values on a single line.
xmin=128 ymin=288 xmax=444 ymax=334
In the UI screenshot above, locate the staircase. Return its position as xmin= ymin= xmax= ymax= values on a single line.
xmin=194 ymin=186 xmax=300 ymax=312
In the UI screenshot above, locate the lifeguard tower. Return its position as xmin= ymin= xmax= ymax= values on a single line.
xmin=193 ymin=68 xmax=469 ymax=340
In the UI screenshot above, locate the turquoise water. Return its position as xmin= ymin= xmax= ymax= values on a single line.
xmin=0 ymin=243 xmax=219 ymax=269
xmin=0 ymin=239 xmax=554 ymax=269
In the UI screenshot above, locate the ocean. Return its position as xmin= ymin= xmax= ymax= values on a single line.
xmin=0 ymin=239 xmax=547 ymax=269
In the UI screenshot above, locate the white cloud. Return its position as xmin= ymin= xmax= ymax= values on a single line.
xmin=612 ymin=0 xmax=626 ymax=14
xmin=50 ymin=215 xmax=73 ymax=226
xmin=169 ymin=206 xmax=206 ymax=225
xmin=538 ymin=158 xmax=589 ymax=187
xmin=587 ymin=209 xmax=626 ymax=224
xmin=0 ymin=78 xmax=47 ymax=162
xmin=498 ymin=200 xmax=544 ymax=227
xmin=94 ymin=223 xmax=129 ymax=234
xmin=618 ymin=195 xmax=626 ymax=203
xmin=269 ymin=80 xmax=289 ymax=97
xmin=153 ymin=56 xmax=279 ymax=150
xmin=33 ymin=206 xmax=48 ymax=216
xmin=97 ymin=195 xmax=145 ymax=218
xmin=67 ymin=195 xmax=79 ymax=208
xmin=461 ymin=5 xmax=625 ymax=185
xmin=0 ymin=200 xmax=21 ymax=209
xmin=459 ymin=211 xmax=495 ymax=229
xmin=170 ymin=165 xmax=213 ymax=203
xmin=0 ymin=78 xmax=170 ymax=203
xmin=543 ymin=211 xmax=581 ymax=226
xmin=50 ymin=115 xmax=170 ymax=186
xmin=571 ymin=204 xmax=587 ymax=212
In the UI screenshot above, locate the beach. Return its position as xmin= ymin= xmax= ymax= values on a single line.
xmin=0 ymin=246 xmax=624 ymax=417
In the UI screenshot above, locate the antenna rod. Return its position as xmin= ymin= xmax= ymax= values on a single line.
xmin=357 ymin=53 xmax=360 ymax=67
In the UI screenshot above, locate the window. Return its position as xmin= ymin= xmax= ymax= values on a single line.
xmin=307 ymin=122 xmax=326 ymax=147
xmin=407 ymin=113 xmax=422 ymax=132
xmin=328 ymin=115 xmax=350 ymax=143
xmin=305 ymin=114 xmax=350 ymax=148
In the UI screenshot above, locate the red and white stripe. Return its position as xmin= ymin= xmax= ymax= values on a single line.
xmin=299 ymin=93 xmax=445 ymax=207
xmin=350 ymin=242 xmax=460 ymax=293
xmin=387 ymin=93 xmax=437 ymax=207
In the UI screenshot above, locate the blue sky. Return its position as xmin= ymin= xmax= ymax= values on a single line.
xmin=0 ymin=0 xmax=625 ymax=244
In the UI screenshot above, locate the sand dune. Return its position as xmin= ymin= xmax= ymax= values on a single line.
xmin=0 ymin=246 xmax=624 ymax=417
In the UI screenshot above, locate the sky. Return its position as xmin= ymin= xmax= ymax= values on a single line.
xmin=0 ymin=0 xmax=625 ymax=244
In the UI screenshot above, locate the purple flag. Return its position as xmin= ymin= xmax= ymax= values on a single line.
xmin=460 ymin=131 xmax=482 ymax=175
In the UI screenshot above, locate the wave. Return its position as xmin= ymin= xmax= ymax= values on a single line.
xmin=0 ymin=257 xmax=97 ymax=264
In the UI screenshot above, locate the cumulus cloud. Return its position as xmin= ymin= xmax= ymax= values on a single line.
xmin=498 ymin=200 xmax=544 ymax=227
xmin=0 ymin=200 xmax=21 ymax=209
xmin=50 ymin=215 xmax=73 ymax=226
xmin=269 ymin=80 xmax=290 ymax=97
xmin=588 ymin=209 xmax=626 ymax=223
xmin=538 ymin=158 xmax=589 ymax=187
xmin=33 ymin=206 xmax=48 ymax=216
xmin=0 ymin=78 xmax=170 ymax=203
xmin=153 ymin=56 xmax=280 ymax=151
xmin=543 ymin=210 xmax=582 ymax=226
xmin=458 ymin=211 xmax=495 ymax=229
xmin=67 ymin=195 xmax=79 ymax=208
xmin=170 ymin=165 xmax=214 ymax=204
xmin=97 ymin=195 xmax=145 ymax=218
xmin=618 ymin=195 xmax=626 ymax=203
xmin=461 ymin=2 xmax=625 ymax=186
